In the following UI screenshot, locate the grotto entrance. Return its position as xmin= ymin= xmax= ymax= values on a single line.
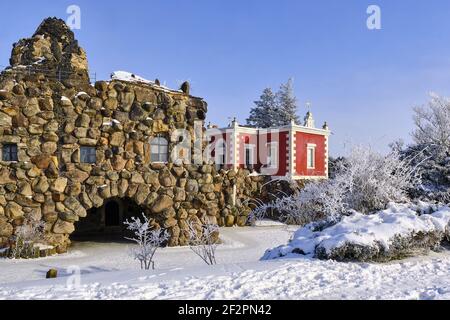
xmin=71 ymin=198 xmax=143 ymax=242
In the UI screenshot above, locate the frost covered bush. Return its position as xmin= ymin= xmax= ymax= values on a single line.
xmin=402 ymin=93 xmax=450 ymax=202
xmin=9 ymin=213 xmax=45 ymax=259
xmin=403 ymin=145 xmax=450 ymax=202
xmin=124 ymin=214 xmax=169 ymax=270
xmin=250 ymin=146 xmax=421 ymax=225
xmin=338 ymin=146 xmax=421 ymax=213
xmin=412 ymin=93 xmax=450 ymax=158
xmin=188 ymin=222 xmax=220 ymax=265
xmin=249 ymin=180 xmax=345 ymax=225
xmin=263 ymin=202 xmax=450 ymax=262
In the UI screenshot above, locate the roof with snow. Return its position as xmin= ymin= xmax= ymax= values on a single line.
xmin=110 ymin=71 xmax=201 ymax=99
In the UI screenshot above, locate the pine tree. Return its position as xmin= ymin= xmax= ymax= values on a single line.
xmin=275 ymin=79 xmax=299 ymax=126
xmin=246 ymin=88 xmax=277 ymax=128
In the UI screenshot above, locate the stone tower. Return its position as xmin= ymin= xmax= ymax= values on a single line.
xmin=8 ymin=17 xmax=90 ymax=86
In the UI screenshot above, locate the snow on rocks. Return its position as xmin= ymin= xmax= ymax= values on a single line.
xmin=111 ymin=71 xmax=153 ymax=84
xmin=111 ymin=71 xmax=179 ymax=93
xmin=263 ymin=203 xmax=450 ymax=262
xmin=74 ymin=91 xmax=90 ymax=100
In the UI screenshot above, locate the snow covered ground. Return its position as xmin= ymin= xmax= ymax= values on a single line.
xmin=2 ymin=222 xmax=450 ymax=300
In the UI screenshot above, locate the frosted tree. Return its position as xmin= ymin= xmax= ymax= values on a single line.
xmin=10 ymin=212 xmax=45 ymax=259
xmin=339 ymin=146 xmax=422 ymax=213
xmin=246 ymin=88 xmax=277 ymax=128
xmin=187 ymin=221 xmax=219 ymax=265
xmin=412 ymin=93 xmax=450 ymax=159
xmin=402 ymin=93 xmax=450 ymax=201
xmin=124 ymin=214 xmax=169 ymax=270
xmin=275 ymin=79 xmax=300 ymax=126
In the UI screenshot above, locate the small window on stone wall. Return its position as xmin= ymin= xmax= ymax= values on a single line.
xmin=80 ymin=146 xmax=97 ymax=164
xmin=2 ymin=144 xmax=18 ymax=162
xmin=151 ymin=135 xmax=169 ymax=163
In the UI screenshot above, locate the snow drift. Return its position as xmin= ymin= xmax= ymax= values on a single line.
xmin=263 ymin=203 xmax=450 ymax=262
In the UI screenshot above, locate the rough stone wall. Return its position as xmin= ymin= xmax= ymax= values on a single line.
xmin=0 ymin=18 xmax=272 ymax=253
xmin=9 ymin=18 xmax=90 ymax=85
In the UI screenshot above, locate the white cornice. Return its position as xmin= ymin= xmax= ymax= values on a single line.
xmin=217 ymin=125 xmax=330 ymax=136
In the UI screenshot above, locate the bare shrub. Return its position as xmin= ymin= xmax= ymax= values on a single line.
xmin=9 ymin=213 xmax=45 ymax=259
xmin=188 ymin=221 xmax=219 ymax=265
xmin=124 ymin=214 xmax=169 ymax=270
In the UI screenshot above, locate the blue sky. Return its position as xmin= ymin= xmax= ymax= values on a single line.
xmin=1 ymin=0 xmax=450 ymax=156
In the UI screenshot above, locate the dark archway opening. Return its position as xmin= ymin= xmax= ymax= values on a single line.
xmin=71 ymin=198 xmax=143 ymax=242
xmin=105 ymin=201 xmax=120 ymax=227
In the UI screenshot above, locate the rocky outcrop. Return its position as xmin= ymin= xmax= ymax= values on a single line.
xmin=8 ymin=17 xmax=90 ymax=86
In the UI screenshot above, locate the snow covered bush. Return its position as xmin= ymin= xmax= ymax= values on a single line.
xmin=9 ymin=213 xmax=45 ymax=259
xmin=263 ymin=202 xmax=450 ymax=262
xmin=250 ymin=146 xmax=422 ymax=225
xmin=402 ymin=145 xmax=450 ymax=201
xmin=401 ymin=93 xmax=450 ymax=202
xmin=338 ymin=146 xmax=422 ymax=213
xmin=188 ymin=221 xmax=220 ymax=265
xmin=248 ymin=180 xmax=344 ymax=226
xmin=412 ymin=93 xmax=450 ymax=158
xmin=124 ymin=214 xmax=169 ymax=270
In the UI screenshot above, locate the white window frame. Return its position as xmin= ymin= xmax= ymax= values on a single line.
xmin=307 ymin=144 xmax=316 ymax=169
xmin=215 ymin=140 xmax=227 ymax=169
xmin=151 ymin=135 xmax=169 ymax=163
xmin=266 ymin=142 xmax=278 ymax=169
xmin=244 ymin=144 xmax=256 ymax=169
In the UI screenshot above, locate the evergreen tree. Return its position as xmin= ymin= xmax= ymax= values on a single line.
xmin=246 ymin=88 xmax=277 ymax=128
xmin=275 ymin=79 xmax=299 ymax=126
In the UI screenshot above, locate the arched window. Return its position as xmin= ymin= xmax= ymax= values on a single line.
xmin=151 ymin=135 xmax=169 ymax=163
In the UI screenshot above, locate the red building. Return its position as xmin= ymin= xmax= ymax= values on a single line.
xmin=207 ymin=112 xmax=330 ymax=180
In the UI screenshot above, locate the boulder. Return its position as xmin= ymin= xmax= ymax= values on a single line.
xmin=58 ymin=212 xmax=79 ymax=223
xmin=53 ymin=219 xmax=75 ymax=234
xmin=135 ymin=184 xmax=150 ymax=205
xmin=33 ymin=177 xmax=50 ymax=193
xmin=0 ymin=112 xmax=12 ymax=127
xmin=0 ymin=217 xmax=13 ymax=237
xmin=131 ymin=172 xmax=145 ymax=184
xmin=51 ymin=177 xmax=68 ymax=193
xmin=225 ymin=215 xmax=235 ymax=227
xmin=110 ymin=132 xmax=125 ymax=147
xmin=66 ymin=169 xmax=89 ymax=183
xmin=5 ymin=202 xmax=24 ymax=219
xmin=31 ymin=154 xmax=53 ymax=169
xmin=185 ymin=179 xmax=199 ymax=193
xmin=41 ymin=142 xmax=58 ymax=154
xmin=18 ymin=181 xmax=33 ymax=197
xmin=151 ymin=195 xmax=174 ymax=214
xmin=0 ymin=169 xmax=15 ymax=184
xmin=76 ymin=114 xmax=91 ymax=127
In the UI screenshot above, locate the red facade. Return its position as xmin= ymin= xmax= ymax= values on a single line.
xmin=295 ymin=132 xmax=327 ymax=177
xmin=207 ymin=120 xmax=329 ymax=180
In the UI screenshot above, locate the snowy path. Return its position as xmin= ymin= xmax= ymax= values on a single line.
xmin=2 ymin=224 xmax=450 ymax=299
